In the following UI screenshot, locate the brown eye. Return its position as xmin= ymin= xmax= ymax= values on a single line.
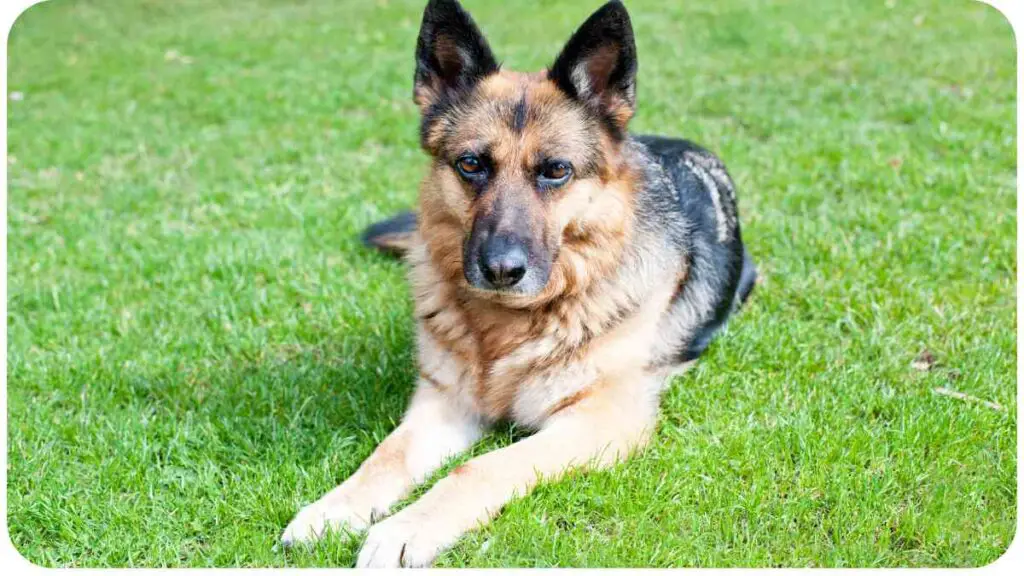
xmin=539 ymin=160 xmax=572 ymax=187
xmin=456 ymin=155 xmax=484 ymax=178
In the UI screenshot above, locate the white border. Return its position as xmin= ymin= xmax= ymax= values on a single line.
xmin=0 ymin=0 xmax=1019 ymax=573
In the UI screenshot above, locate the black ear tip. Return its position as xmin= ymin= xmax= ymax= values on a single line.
xmin=422 ymin=0 xmax=466 ymax=23
xmin=600 ymin=0 xmax=631 ymax=17
xmin=588 ymin=0 xmax=634 ymax=37
xmin=432 ymin=0 xmax=469 ymax=13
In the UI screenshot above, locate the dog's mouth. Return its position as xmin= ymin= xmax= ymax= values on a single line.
xmin=462 ymin=260 xmax=551 ymax=300
xmin=460 ymin=282 xmax=552 ymax=311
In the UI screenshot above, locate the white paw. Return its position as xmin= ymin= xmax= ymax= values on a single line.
xmin=356 ymin=512 xmax=450 ymax=568
xmin=280 ymin=499 xmax=371 ymax=546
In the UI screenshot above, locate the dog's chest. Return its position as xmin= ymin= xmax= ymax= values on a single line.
xmin=414 ymin=282 xmax=677 ymax=428
xmin=415 ymin=300 xmax=582 ymax=424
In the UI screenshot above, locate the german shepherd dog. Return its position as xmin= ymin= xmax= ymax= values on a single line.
xmin=282 ymin=0 xmax=757 ymax=567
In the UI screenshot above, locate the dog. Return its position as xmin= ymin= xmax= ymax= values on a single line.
xmin=281 ymin=0 xmax=757 ymax=567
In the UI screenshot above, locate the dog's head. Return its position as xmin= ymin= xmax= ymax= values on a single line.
xmin=413 ymin=0 xmax=639 ymax=307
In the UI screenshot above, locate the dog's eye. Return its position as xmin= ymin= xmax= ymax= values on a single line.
xmin=455 ymin=155 xmax=485 ymax=179
xmin=539 ymin=160 xmax=572 ymax=187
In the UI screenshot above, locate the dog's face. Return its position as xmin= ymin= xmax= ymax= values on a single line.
xmin=412 ymin=0 xmax=639 ymax=306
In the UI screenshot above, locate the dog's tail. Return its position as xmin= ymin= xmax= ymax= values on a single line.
xmin=361 ymin=211 xmax=418 ymax=258
xmin=735 ymin=249 xmax=758 ymax=307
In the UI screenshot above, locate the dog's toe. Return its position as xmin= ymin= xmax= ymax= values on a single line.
xmin=281 ymin=500 xmax=370 ymax=547
xmin=355 ymin=513 xmax=443 ymax=568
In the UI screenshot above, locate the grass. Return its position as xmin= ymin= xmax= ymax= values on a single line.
xmin=5 ymin=0 xmax=1016 ymax=568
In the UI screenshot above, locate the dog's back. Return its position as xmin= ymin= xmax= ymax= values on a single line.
xmin=632 ymin=135 xmax=757 ymax=367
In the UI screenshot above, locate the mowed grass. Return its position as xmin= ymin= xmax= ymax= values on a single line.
xmin=5 ymin=0 xmax=1016 ymax=568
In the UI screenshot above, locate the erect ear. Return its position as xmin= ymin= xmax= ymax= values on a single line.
xmin=413 ymin=0 xmax=499 ymax=111
xmin=548 ymin=0 xmax=637 ymax=134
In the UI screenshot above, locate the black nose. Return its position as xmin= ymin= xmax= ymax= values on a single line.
xmin=479 ymin=235 xmax=528 ymax=288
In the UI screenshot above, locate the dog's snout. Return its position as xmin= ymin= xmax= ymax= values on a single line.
xmin=479 ymin=235 xmax=528 ymax=288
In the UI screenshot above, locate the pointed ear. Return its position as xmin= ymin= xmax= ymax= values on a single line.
xmin=548 ymin=0 xmax=637 ymax=133
xmin=414 ymin=0 xmax=499 ymax=110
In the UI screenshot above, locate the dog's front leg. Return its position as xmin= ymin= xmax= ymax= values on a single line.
xmin=356 ymin=378 xmax=659 ymax=567
xmin=281 ymin=383 xmax=483 ymax=545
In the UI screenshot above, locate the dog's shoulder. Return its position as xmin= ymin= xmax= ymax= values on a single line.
xmin=632 ymin=134 xmax=739 ymax=242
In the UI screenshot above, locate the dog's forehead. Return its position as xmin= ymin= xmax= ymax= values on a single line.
xmin=446 ymin=71 xmax=597 ymax=164
xmin=479 ymin=69 xmax=548 ymax=96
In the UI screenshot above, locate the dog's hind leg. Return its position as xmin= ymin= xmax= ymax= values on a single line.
xmin=281 ymin=383 xmax=482 ymax=546
xmin=356 ymin=375 xmax=659 ymax=567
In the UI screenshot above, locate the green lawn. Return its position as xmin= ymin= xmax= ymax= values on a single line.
xmin=6 ymin=0 xmax=1016 ymax=567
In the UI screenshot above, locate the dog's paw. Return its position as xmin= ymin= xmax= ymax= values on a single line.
xmin=280 ymin=499 xmax=371 ymax=547
xmin=355 ymin=511 xmax=451 ymax=568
